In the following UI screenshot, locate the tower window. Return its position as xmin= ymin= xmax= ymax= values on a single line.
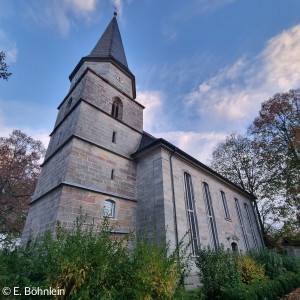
xmin=235 ymin=198 xmax=250 ymax=251
xmin=203 ymin=182 xmax=219 ymax=250
xmin=111 ymin=97 xmax=123 ymax=120
xmin=103 ymin=200 xmax=115 ymax=218
xmin=221 ymin=191 xmax=230 ymax=220
xmin=112 ymin=131 xmax=116 ymax=143
xmin=184 ymin=173 xmax=200 ymax=255
xmin=111 ymin=169 xmax=115 ymax=180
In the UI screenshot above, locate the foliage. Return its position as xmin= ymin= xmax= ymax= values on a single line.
xmin=210 ymin=89 xmax=300 ymax=242
xmin=248 ymin=89 xmax=300 ymax=236
xmin=0 ymin=213 xmax=190 ymax=299
xmin=281 ymin=253 xmax=300 ymax=274
xmin=249 ymin=248 xmax=284 ymax=279
xmin=196 ymin=245 xmax=241 ymax=299
xmin=0 ymin=130 xmax=45 ymax=237
xmin=210 ymin=132 xmax=263 ymax=196
xmin=0 ymin=51 xmax=12 ymax=80
xmin=130 ymin=234 xmax=190 ymax=300
xmin=236 ymin=255 xmax=265 ymax=285
xmin=221 ymin=272 xmax=300 ymax=300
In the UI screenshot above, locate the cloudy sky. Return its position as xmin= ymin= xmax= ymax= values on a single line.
xmin=1 ymin=0 xmax=300 ymax=164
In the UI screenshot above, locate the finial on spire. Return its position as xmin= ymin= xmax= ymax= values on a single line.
xmin=113 ymin=5 xmax=118 ymax=16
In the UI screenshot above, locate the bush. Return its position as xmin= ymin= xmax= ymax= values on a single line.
xmin=237 ymin=255 xmax=265 ymax=284
xmin=196 ymin=245 xmax=241 ymax=299
xmin=0 ymin=213 xmax=190 ymax=299
xmin=221 ymin=272 xmax=300 ymax=300
xmin=249 ymin=248 xmax=284 ymax=279
xmin=281 ymin=254 xmax=300 ymax=274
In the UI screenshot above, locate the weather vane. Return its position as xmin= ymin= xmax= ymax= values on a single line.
xmin=113 ymin=5 xmax=118 ymax=16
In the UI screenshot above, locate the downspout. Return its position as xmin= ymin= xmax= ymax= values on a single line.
xmin=169 ymin=147 xmax=179 ymax=252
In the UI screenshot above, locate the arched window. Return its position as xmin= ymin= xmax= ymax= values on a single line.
xmin=244 ymin=203 xmax=259 ymax=251
xmin=184 ymin=173 xmax=200 ymax=255
xmin=235 ymin=198 xmax=250 ymax=251
xmin=103 ymin=200 xmax=115 ymax=218
xmin=111 ymin=97 xmax=123 ymax=120
xmin=221 ymin=191 xmax=230 ymax=220
xmin=203 ymin=182 xmax=219 ymax=249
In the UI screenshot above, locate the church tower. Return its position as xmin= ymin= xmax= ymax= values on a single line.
xmin=22 ymin=13 xmax=144 ymax=241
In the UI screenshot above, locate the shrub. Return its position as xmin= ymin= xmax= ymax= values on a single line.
xmin=237 ymin=255 xmax=265 ymax=285
xmin=196 ymin=244 xmax=241 ymax=299
xmin=0 ymin=213 xmax=190 ymax=299
xmin=249 ymin=248 xmax=284 ymax=279
xmin=221 ymin=271 xmax=300 ymax=300
xmin=281 ymin=254 xmax=300 ymax=274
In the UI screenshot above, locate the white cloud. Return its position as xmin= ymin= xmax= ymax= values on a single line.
xmin=137 ymin=89 xmax=164 ymax=132
xmin=156 ymin=131 xmax=227 ymax=164
xmin=0 ymin=29 xmax=18 ymax=63
xmin=186 ymin=24 xmax=300 ymax=127
xmin=24 ymin=0 xmax=101 ymax=36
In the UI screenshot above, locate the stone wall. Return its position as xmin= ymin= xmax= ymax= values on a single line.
xmin=57 ymin=185 xmax=136 ymax=232
xmin=75 ymin=101 xmax=142 ymax=157
xmin=22 ymin=187 xmax=63 ymax=242
xmin=70 ymin=61 xmax=134 ymax=99
xmin=66 ymin=138 xmax=137 ymax=199
xmin=81 ymin=70 xmax=143 ymax=132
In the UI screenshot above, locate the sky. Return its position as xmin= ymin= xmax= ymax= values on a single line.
xmin=1 ymin=0 xmax=300 ymax=164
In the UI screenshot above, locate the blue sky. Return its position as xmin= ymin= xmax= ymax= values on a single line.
xmin=1 ymin=0 xmax=300 ymax=163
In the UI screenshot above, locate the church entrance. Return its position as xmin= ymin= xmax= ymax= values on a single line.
xmin=231 ymin=242 xmax=239 ymax=253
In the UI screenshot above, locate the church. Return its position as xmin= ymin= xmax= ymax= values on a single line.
xmin=22 ymin=13 xmax=264 ymax=286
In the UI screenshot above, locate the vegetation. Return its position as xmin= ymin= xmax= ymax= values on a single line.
xmin=210 ymin=89 xmax=300 ymax=245
xmin=0 ymin=51 xmax=12 ymax=80
xmin=0 ymin=130 xmax=45 ymax=238
xmin=196 ymin=245 xmax=300 ymax=300
xmin=195 ymin=245 xmax=240 ymax=299
xmin=0 ymin=213 xmax=191 ymax=299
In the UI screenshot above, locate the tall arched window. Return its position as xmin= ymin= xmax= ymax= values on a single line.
xmin=235 ymin=198 xmax=249 ymax=251
xmin=111 ymin=97 xmax=123 ymax=120
xmin=221 ymin=191 xmax=230 ymax=220
xmin=184 ymin=173 xmax=200 ymax=255
xmin=103 ymin=200 xmax=115 ymax=218
xmin=203 ymin=182 xmax=219 ymax=249
xmin=244 ymin=203 xmax=259 ymax=251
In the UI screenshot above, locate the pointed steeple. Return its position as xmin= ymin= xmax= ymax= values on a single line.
xmin=69 ymin=13 xmax=136 ymax=99
xmin=88 ymin=15 xmax=128 ymax=70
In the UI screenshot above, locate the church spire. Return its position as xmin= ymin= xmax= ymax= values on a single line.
xmin=88 ymin=14 xmax=128 ymax=70
xmin=69 ymin=13 xmax=136 ymax=99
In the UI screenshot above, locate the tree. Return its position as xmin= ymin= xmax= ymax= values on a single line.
xmin=0 ymin=130 xmax=45 ymax=237
xmin=210 ymin=133 xmax=263 ymax=195
xmin=210 ymin=133 xmax=266 ymax=236
xmin=248 ymin=89 xmax=300 ymax=198
xmin=248 ymin=89 xmax=300 ymax=245
xmin=0 ymin=51 xmax=12 ymax=80
xmin=210 ymin=90 xmax=300 ymax=247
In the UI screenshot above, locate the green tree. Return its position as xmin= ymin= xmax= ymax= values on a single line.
xmin=0 ymin=51 xmax=12 ymax=80
xmin=210 ymin=90 xmax=300 ymax=246
xmin=0 ymin=130 xmax=45 ymax=238
xmin=248 ymin=89 xmax=300 ymax=244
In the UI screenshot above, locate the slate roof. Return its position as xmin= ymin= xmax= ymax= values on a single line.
xmin=88 ymin=16 xmax=128 ymax=70
xmin=136 ymin=131 xmax=157 ymax=152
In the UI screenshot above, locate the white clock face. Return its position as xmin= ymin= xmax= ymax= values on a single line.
xmin=116 ymin=76 xmax=124 ymax=84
